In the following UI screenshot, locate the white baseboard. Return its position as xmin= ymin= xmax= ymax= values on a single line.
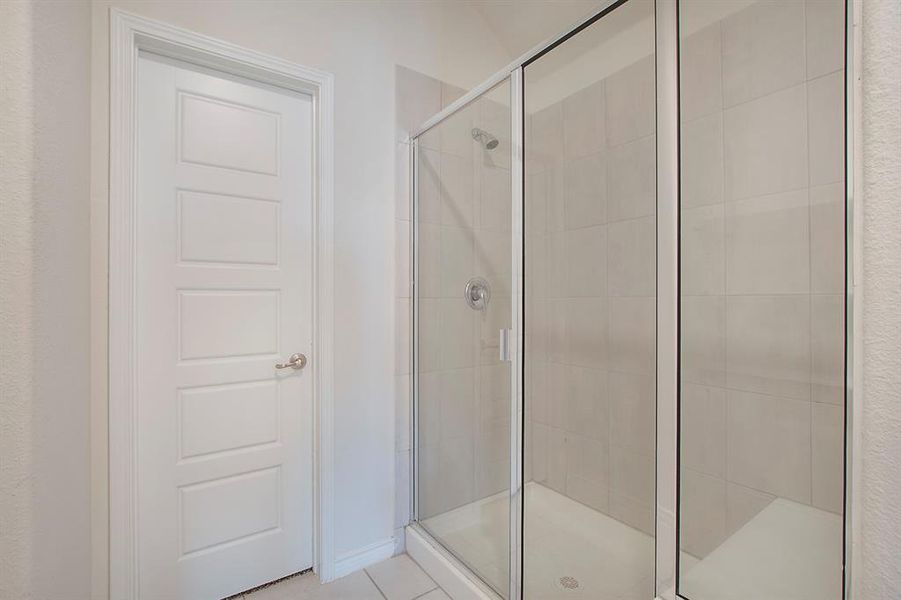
xmin=405 ymin=525 xmax=499 ymax=600
xmin=333 ymin=537 xmax=396 ymax=579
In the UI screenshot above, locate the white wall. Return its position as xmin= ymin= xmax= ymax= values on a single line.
xmin=859 ymin=0 xmax=901 ymax=597
xmin=0 ymin=2 xmax=93 ymax=600
xmin=87 ymin=1 xmax=511 ymax=597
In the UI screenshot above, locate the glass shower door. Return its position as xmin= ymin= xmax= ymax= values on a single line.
xmin=522 ymin=1 xmax=657 ymax=598
xmin=413 ymin=79 xmax=513 ymax=597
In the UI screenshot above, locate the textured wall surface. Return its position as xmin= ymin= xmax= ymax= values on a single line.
xmin=0 ymin=1 xmax=93 ymax=599
xmin=860 ymin=0 xmax=901 ymax=598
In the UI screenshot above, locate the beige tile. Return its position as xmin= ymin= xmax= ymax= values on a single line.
xmin=609 ymin=490 xmax=654 ymax=536
xmin=546 ymin=427 xmax=568 ymax=494
xmin=610 ymin=445 xmax=655 ymax=505
xmin=476 ymin=457 xmax=509 ymax=498
xmin=440 ymin=153 xmax=474 ymax=228
xmin=309 ymin=570 xmax=384 ymax=600
xmin=811 ymin=294 xmax=845 ymax=405
xmin=608 ymin=296 xmax=654 ymax=375
xmin=438 ymin=298 xmax=477 ymax=370
xmin=682 ymin=111 xmax=724 ymax=209
xmin=528 ymin=102 xmax=563 ymax=172
xmin=417 ymin=223 xmax=440 ymax=298
xmin=681 ymin=204 xmax=725 ymax=296
xmin=682 ymin=295 xmax=726 ymax=387
xmin=480 ymin=164 xmax=511 ymax=232
xmin=725 ymin=188 xmax=810 ymax=294
xmin=564 ymin=297 xmax=609 ymax=370
xmin=566 ymin=433 xmax=609 ymax=487
xmin=479 ymin=96 xmax=512 ymax=170
xmin=681 ymin=383 xmax=726 ymax=478
xmin=812 ymin=402 xmax=844 ymax=514
xmin=396 ymin=142 xmax=411 ymax=221
xmin=526 ymin=169 xmax=548 ymax=234
xmin=530 ymin=422 xmax=549 ymax=484
xmin=396 ymin=65 xmax=442 ymax=142
xmin=440 ymin=101 xmax=475 ymax=159
xmin=417 ymin=372 xmax=441 ymax=443
xmin=724 ymin=83 xmax=808 ymax=201
xmin=726 ymin=389 xmax=812 ymax=503
xmin=608 ymin=371 xmax=655 ymax=456
xmin=725 ymin=482 xmax=774 ymax=536
xmin=417 ymin=148 xmax=442 ymax=224
xmin=806 ymin=0 xmax=846 ymax=80
xmin=564 ymin=79 xmax=607 ymax=158
xmin=438 ymin=226 xmax=474 ymax=299
xmin=475 ymin=230 xmax=511 ymax=292
xmin=439 ymin=368 xmax=476 ymax=440
xmin=441 ymin=82 xmax=466 ymax=109
xmin=564 ymin=152 xmax=606 ymax=229
xmin=680 ymin=468 xmax=727 ymax=559
xmin=565 ymin=225 xmax=607 ymax=297
xmin=607 ymin=134 xmax=656 ymax=222
xmin=721 ymin=0 xmax=806 ymax=107
xmin=565 ymin=472 xmax=609 ymax=513
xmin=607 ymin=216 xmax=655 ymax=297
xmin=439 ymin=436 xmax=475 ymax=510
xmin=808 ymin=70 xmax=845 ymax=187
xmin=606 ymin=55 xmax=655 ymax=146
xmin=680 ymin=22 xmax=723 ymax=123
xmin=477 ymin=416 xmax=510 ymax=465
xmin=366 ymin=555 xmax=436 ymax=600
xmin=810 ymin=183 xmax=845 ymax=294
xmin=726 ymin=294 xmax=810 ymax=400
xmin=562 ymin=366 xmax=609 ymax=441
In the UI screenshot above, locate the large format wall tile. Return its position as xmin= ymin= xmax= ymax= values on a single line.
xmin=807 ymin=70 xmax=845 ymax=187
xmin=607 ymin=216 xmax=655 ymax=298
xmin=680 ymin=22 xmax=723 ymax=123
xmin=726 ymin=294 xmax=810 ymax=400
xmin=724 ymin=83 xmax=808 ymax=201
xmin=681 ymin=204 xmax=725 ymax=296
xmin=606 ymin=55 xmax=655 ymax=146
xmin=681 ymin=112 xmax=725 ymax=209
xmin=721 ymin=0 xmax=806 ymax=107
xmin=564 ymin=79 xmax=606 ymax=158
xmin=724 ymin=188 xmax=810 ymax=295
xmin=726 ymin=390 xmax=812 ymax=503
xmin=805 ymin=0 xmax=846 ymax=80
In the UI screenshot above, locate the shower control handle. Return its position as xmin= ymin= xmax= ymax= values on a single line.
xmin=276 ymin=353 xmax=307 ymax=370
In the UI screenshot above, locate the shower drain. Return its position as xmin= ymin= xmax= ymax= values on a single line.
xmin=557 ymin=576 xmax=580 ymax=590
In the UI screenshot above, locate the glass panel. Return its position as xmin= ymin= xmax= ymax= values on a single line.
xmin=523 ymin=2 xmax=657 ymax=598
xmin=677 ymin=1 xmax=846 ymax=598
xmin=414 ymin=79 xmax=512 ymax=597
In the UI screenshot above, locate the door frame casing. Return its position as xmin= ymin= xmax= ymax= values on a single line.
xmin=108 ymin=10 xmax=336 ymax=598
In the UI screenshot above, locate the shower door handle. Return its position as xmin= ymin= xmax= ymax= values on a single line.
xmin=499 ymin=328 xmax=512 ymax=362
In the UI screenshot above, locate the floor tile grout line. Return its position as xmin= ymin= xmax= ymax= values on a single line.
xmin=410 ymin=582 xmax=441 ymax=600
xmin=363 ymin=568 xmax=390 ymax=600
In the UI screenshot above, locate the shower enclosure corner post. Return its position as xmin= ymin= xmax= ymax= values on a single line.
xmin=410 ymin=136 xmax=420 ymax=526
xmin=654 ymin=0 xmax=680 ymax=598
xmin=508 ymin=66 xmax=525 ymax=600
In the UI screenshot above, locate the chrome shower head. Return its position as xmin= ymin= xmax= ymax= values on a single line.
xmin=471 ymin=127 xmax=499 ymax=150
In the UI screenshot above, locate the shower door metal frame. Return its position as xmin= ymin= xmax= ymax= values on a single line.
xmin=408 ymin=0 xmax=856 ymax=598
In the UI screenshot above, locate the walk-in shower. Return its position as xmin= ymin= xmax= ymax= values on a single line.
xmin=409 ymin=1 xmax=851 ymax=598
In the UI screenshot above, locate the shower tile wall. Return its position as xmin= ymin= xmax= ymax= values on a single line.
xmin=679 ymin=0 xmax=845 ymax=560
xmin=526 ymin=54 xmax=657 ymax=536
xmin=396 ymin=66 xmax=513 ymax=527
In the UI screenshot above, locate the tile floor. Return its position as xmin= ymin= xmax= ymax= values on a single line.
xmin=241 ymin=555 xmax=450 ymax=600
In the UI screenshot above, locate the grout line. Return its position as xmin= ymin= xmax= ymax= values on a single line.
xmin=363 ymin=568 xmax=389 ymax=600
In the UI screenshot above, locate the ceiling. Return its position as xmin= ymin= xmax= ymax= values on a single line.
xmin=466 ymin=0 xmax=604 ymax=59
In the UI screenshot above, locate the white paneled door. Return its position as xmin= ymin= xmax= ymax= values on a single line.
xmin=136 ymin=53 xmax=313 ymax=600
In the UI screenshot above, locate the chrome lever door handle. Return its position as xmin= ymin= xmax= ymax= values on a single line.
xmin=275 ymin=353 xmax=307 ymax=370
